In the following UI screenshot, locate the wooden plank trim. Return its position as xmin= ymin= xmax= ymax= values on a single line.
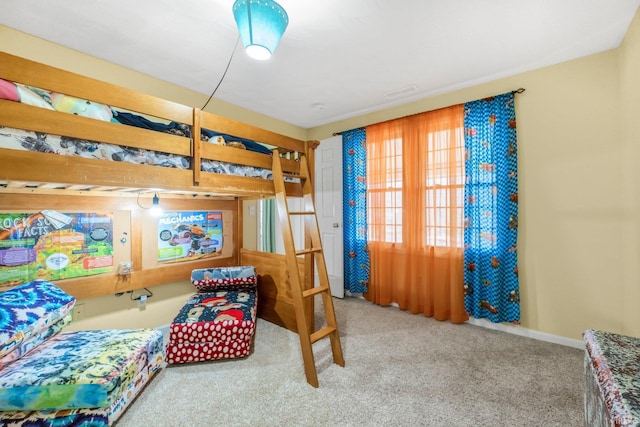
xmin=0 ymin=101 xmax=191 ymax=156
xmin=199 ymin=141 xmax=300 ymax=173
xmin=0 ymin=149 xmax=194 ymax=191
xmin=0 ymin=148 xmax=303 ymax=197
xmin=0 ymin=52 xmax=193 ymax=124
xmin=192 ymin=108 xmax=202 ymax=184
xmin=199 ymin=109 xmax=306 ymax=153
xmin=56 ymin=257 xmax=239 ymax=300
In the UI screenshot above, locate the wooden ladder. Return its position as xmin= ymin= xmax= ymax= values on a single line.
xmin=271 ymin=149 xmax=345 ymax=387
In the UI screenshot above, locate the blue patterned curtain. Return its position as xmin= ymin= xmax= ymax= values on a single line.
xmin=463 ymin=92 xmax=520 ymax=323
xmin=342 ymin=129 xmax=369 ymax=294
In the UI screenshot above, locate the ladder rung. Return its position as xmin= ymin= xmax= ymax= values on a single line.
xmin=302 ymin=285 xmax=330 ymax=298
xmin=310 ymin=326 xmax=336 ymax=344
xmin=289 ymin=211 xmax=316 ymax=215
xmin=296 ymin=247 xmax=322 ymax=255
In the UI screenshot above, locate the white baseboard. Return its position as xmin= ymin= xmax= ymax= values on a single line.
xmin=465 ymin=317 xmax=584 ymax=349
xmin=344 ymin=291 xmax=363 ymax=298
xmin=343 ymin=293 xmax=584 ymax=350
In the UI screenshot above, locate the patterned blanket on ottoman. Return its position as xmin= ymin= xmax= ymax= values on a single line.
xmin=166 ymin=266 xmax=258 ymax=364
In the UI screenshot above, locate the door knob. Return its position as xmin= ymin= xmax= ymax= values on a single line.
xmin=332 ymin=223 xmax=340 ymax=228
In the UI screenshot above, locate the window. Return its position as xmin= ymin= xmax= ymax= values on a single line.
xmin=367 ymin=137 xmax=403 ymax=243
xmin=425 ymin=128 xmax=465 ymax=247
xmin=366 ymin=117 xmax=464 ymax=248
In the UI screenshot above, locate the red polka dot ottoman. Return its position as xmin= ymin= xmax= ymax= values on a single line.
xmin=165 ymin=266 xmax=258 ymax=364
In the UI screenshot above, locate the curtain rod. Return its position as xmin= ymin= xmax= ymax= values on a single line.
xmin=332 ymin=87 xmax=526 ymax=136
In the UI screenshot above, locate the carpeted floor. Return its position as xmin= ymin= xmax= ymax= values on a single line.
xmin=117 ymin=297 xmax=584 ymax=426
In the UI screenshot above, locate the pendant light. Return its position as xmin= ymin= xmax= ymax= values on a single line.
xmin=232 ymin=0 xmax=289 ymax=60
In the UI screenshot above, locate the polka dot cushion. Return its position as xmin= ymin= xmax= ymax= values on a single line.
xmin=165 ymin=323 xmax=256 ymax=364
xmin=166 ymin=277 xmax=258 ymax=364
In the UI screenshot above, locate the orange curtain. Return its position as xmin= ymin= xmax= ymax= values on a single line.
xmin=365 ymin=104 xmax=468 ymax=323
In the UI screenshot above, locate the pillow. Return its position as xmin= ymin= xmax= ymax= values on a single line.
xmin=0 ymin=281 xmax=76 ymax=360
xmin=190 ymin=266 xmax=257 ymax=292
xmin=0 ymin=78 xmax=18 ymax=102
xmin=200 ymin=129 xmax=272 ymax=155
xmin=15 ymin=84 xmax=55 ymax=110
xmin=0 ymin=79 xmax=55 ymax=111
xmin=209 ymin=135 xmax=226 ymax=145
xmin=0 ymin=314 xmax=72 ymax=370
xmin=50 ymin=92 xmax=113 ymax=121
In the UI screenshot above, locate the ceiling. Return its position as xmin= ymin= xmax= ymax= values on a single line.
xmin=1 ymin=0 xmax=639 ymax=129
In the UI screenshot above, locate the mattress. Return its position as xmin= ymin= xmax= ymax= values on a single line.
xmin=0 ymin=350 xmax=164 ymax=426
xmin=0 ymin=328 xmax=163 ymax=411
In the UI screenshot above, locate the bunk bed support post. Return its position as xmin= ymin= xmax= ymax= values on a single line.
xmin=193 ymin=108 xmax=202 ymax=185
xmin=303 ymin=140 xmax=320 ymax=332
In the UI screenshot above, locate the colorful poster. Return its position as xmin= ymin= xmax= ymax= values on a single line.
xmin=157 ymin=211 xmax=223 ymax=263
xmin=0 ymin=211 xmax=114 ymax=287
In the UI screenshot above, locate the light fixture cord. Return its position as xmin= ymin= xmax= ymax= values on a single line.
xmin=136 ymin=191 xmax=145 ymax=209
xmin=201 ymin=36 xmax=240 ymax=111
xmin=136 ymin=191 xmax=157 ymax=210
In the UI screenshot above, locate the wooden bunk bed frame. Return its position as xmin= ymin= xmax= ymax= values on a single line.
xmin=0 ymin=51 xmax=314 ymax=334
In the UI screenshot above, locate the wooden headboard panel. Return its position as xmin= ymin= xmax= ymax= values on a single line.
xmin=0 ymin=192 xmax=241 ymax=299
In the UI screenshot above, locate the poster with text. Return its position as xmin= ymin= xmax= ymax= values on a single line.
xmin=0 ymin=211 xmax=114 ymax=287
xmin=157 ymin=211 xmax=223 ymax=263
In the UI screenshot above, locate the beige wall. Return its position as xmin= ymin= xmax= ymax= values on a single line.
xmin=3 ymin=9 xmax=640 ymax=341
xmin=619 ymin=10 xmax=640 ymax=338
xmin=243 ymin=200 xmax=259 ymax=251
xmin=66 ymin=281 xmax=195 ymax=331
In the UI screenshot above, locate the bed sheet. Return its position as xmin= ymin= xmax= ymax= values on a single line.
xmin=0 ymin=126 xmax=191 ymax=168
xmin=0 ymin=125 xmax=282 ymax=179
xmin=170 ymin=291 xmax=257 ymax=338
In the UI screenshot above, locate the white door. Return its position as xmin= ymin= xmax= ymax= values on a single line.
xmin=315 ymin=135 xmax=344 ymax=298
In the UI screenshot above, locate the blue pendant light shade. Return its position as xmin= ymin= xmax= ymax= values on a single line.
xmin=233 ymin=0 xmax=289 ymax=60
